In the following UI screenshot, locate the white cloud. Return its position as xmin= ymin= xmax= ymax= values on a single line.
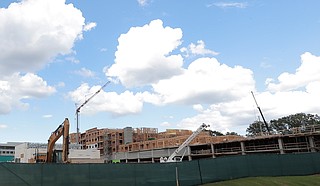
xmin=176 ymin=88 xmax=320 ymax=134
xmin=147 ymin=57 xmax=255 ymax=105
xmin=70 ymin=18 xmax=320 ymax=135
xmin=105 ymin=19 xmax=184 ymax=87
xmin=175 ymin=53 xmax=320 ymax=134
xmin=100 ymin=48 xmax=108 ymax=52
xmin=193 ymin=104 xmax=204 ymax=112
xmin=210 ymin=2 xmax=248 ymax=9
xmin=69 ymin=83 xmax=143 ymax=116
xmin=42 ymin=114 xmax=53 ymax=118
xmin=180 ymin=40 xmax=219 ymax=57
xmin=83 ymin=22 xmax=96 ymax=31
xmin=0 ymin=124 xmax=8 ymax=129
xmin=0 ymin=73 xmax=56 ymax=114
xmin=160 ymin=121 xmax=171 ymax=127
xmin=73 ymin=67 xmax=95 ymax=78
xmin=267 ymin=52 xmax=320 ymax=92
xmin=0 ymin=0 xmax=86 ymax=75
xmin=137 ymin=0 xmax=150 ymax=6
xmin=306 ymin=81 xmax=320 ymax=94
xmin=65 ymin=56 xmax=80 ymax=64
xmin=56 ymin=82 xmax=65 ymax=88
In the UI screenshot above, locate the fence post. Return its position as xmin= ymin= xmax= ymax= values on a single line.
xmin=197 ymin=160 xmax=203 ymax=185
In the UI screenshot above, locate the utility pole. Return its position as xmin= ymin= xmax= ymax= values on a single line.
xmin=251 ymin=91 xmax=271 ymax=134
xmin=75 ymin=81 xmax=111 ymax=145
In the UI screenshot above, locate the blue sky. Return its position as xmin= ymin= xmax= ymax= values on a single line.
xmin=1 ymin=0 xmax=320 ymax=143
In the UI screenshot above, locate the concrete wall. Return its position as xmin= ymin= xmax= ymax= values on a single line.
xmin=15 ymin=143 xmax=47 ymax=163
xmin=15 ymin=143 xmax=102 ymax=163
xmin=113 ymin=147 xmax=188 ymax=161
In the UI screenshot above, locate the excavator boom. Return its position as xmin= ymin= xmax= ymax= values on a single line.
xmin=46 ymin=118 xmax=70 ymax=163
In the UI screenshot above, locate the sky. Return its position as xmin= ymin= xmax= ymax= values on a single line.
xmin=1 ymin=0 xmax=320 ymax=143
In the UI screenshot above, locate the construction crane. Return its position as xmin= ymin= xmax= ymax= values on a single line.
xmin=46 ymin=118 xmax=70 ymax=163
xmin=160 ymin=123 xmax=210 ymax=163
xmin=75 ymin=81 xmax=111 ymax=144
xmin=251 ymin=91 xmax=271 ymax=134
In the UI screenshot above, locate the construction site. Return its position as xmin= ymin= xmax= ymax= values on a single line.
xmin=68 ymin=123 xmax=320 ymax=163
xmin=2 ymin=86 xmax=320 ymax=185
xmin=1 ymin=120 xmax=320 ymax=186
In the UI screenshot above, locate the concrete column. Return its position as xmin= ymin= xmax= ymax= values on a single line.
xmin=240 ymin=142 xmax=246 ymax=155
xmin=187 ymin=146 xmax=192 ymax=161
xmin=278 ymin=138 xmax=285 ymax=154
xmin=211 ymin=144 xmax=216 ymax=158
xmin=308 ymin=136 xmax=316 ymax=152
xmin=151 ymin=150 xmax=155 ymax=163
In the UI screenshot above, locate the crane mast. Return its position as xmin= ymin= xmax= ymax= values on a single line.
xmin=161 ymin=123 xmax=210 ymax=163
xmin=75 ymin=81 xmax=111 ymax=145
xmin=251 ymin=91 xmax=271 ymax=134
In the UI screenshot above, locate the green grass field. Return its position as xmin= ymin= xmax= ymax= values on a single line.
xmin=201 ymin=175 xmax=320 ymax=186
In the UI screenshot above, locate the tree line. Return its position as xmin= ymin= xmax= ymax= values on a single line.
xmin=246 ymin=113 xmax=320 ymax=136
xmin=209 ymin=113 xmax=320 ymax=136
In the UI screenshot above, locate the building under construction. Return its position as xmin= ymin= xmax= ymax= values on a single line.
xmin=112 ymin=125 xmax=320 ymax=163
xmin=69 ymin=124 xmax=320 ymax=163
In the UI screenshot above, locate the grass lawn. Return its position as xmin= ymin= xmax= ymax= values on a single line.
xmin=201 ymin=175 xmax=320 ymax=186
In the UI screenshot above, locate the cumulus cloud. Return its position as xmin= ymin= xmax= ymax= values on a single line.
xmin=180 ymin=40 xmax=219 ymax=57
xmin=193 ymin=104 xmax=204 ymax=112
xmin=147 ymin=57 xmax=255 ymax=105
xmin=267 ymin=52 xmax=320 ymax=92
xmin=176 ymin=88 xmax=320 ymax=134
xmin=105 ymin=19 xmax=184 ymax=87
xmin=73 ymin=67 xmax=95 ymax=78
xmin=176 ymin=53 xmax=320 ymax=134
xmin=69 ymin=83 xmax=143 ymax=116
xmin=0 ymin=73 xmax=56 ymax=114
xmin=71 ymin=18 xmax=320 ymax=134
xmin=0 ymin=0 xmax=86 ymax=75
xmin=0 ymin=0 xmax=93 ymax=114
xmin=83 ymin=22 xmax=96 ymax=31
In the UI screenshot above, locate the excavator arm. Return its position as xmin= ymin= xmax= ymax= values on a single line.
xmin=46 ymin=118 xmax=70 ymax=163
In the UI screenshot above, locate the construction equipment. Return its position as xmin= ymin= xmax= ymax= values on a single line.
xmin=160 ymin=123 xmax=210 ymax=163
xmin=251 ymin=91 xmax=271 ymax=134
xmin=75 ymin=81 xmax=111 ymax=144
xmin=46 ymin=118 xmax=70 ymax=163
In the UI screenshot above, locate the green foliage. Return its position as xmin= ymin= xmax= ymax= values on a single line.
xmin=225 ymin=132 xmax=239 ymax=136
xmin=247 ymin=113 xmax=320 ymax=135
xmin=210 ymin=130 xmax=224 ymax=136
xmin=270 ymin=113 xmax=320 ymax=132
xmin=246 ymin=120 xmax=267 ymax=136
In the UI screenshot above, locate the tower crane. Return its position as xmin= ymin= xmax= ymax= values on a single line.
xmin=75 ymin=81 xmax=111 ymax=144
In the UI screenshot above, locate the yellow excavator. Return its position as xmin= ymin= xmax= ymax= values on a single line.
xmin=45 ymin=118 xmax=70 ymax=163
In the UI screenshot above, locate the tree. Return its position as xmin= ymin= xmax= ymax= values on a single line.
xmin=225 ymin=132 xmax=239 ymax=136
xmin=246 ymin=120 xmax=267 ymax=136
xmin=270 ymin=113 xmax=320 ymax=132
xmin=210 ymin=130 xmax=224 ymax=136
